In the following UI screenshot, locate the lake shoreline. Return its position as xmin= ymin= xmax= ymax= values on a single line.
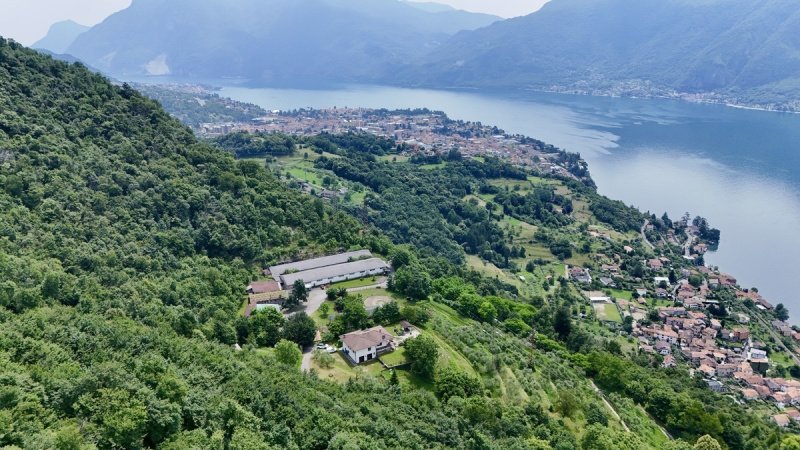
xmin=216 ymin=84 xmax=800 ymax=322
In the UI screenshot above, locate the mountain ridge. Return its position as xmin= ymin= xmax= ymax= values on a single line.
xmin=32 ymin=19 xmax=89 ymax=54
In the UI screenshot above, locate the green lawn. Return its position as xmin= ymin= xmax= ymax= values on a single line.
xmin=330 ymin=276 xmax=382 ymax=290
xmin=287 ymin=167 xmax=324 ymax=186
xmin=609 ymin=289 xmax=633 ymax=301
xmin=594 ymin=303 xmax=623 ymax=323
xmin=419 ymin=163 xmax=446 ymax=170
xmin=379 ymin=347 xmax=408 ymax=367
xmin=347 ymin=190 xmax=367 ymax=205
xmin=378 ymin=154 xmax=410 ymax=163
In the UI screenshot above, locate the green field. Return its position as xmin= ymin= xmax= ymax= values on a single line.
xmin=594 ymin=302 xmax=623 ymax=323
xmin=380 ymin=347 xmax=408 ymax=367
xmin=419 ymin=162 xmax=447 ymax=170
xmin=330 ymin=276 xmax=383 ymax=290
xmin=287 ymin=167 xmax=324 ymax=185
xmin=609 ymin=289 xmax=634 ymax=300
xmin=378 ymin=154 xmax=410 ymax=163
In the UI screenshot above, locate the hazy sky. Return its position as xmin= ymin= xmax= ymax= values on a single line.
xmin=0 ymin=0 xmax=546 ymax=46
xmin=425 ymin=0 xmax=548 ymax=18
xmin=0 ymin=0 xmax=132 ymax=45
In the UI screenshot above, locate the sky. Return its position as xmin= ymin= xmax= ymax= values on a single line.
xmin=0 ymin=0 xmax=546 ymax=46
xmin=423 ymin=0 xmax=548 ymax=18
xmin=0 ymin=0 xmax=132 ymax=45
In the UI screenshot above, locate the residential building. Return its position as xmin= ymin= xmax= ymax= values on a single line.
xmin=340 ymin=326 xmax=394 ymax=364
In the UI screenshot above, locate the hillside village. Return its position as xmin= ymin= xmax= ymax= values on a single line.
xmin=569 ymin=214 xmax=800 ymax=426
xmin=196 ymin=105 xmax=588 ymax=181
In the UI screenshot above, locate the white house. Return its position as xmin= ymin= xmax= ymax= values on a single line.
xmin=654 ymin=276 xmax=670 ymax=287
xmin=340 ymin=326 xmax=394 ymax=364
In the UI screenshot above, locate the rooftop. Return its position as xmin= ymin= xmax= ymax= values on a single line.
xmin=269 ymin=250 xmax=372 ymax=278
xmin=281 ymin=258 xmax=389 ymax=287
xmin=340 ymin=326 xmax=393 ymax=352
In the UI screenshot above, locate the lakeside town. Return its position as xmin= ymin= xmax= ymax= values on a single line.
xmin=569 ymin=214 xmax=800 ymax=427
xmin=197 ymin=106 xmax=588 ymax=181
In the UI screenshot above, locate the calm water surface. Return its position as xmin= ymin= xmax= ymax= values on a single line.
xmin=221 ymin=85 xmax=800 ymax=321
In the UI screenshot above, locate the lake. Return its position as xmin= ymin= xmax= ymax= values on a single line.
xmin=220 ymin=85 xmax=800 ymax=322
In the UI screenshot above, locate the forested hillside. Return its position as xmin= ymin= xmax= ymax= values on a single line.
xmin=0 ymin=40 xmax=793 ymax=449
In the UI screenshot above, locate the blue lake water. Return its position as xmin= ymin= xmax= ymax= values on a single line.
xmin=220 ymin=85 xmax=800 ymax=321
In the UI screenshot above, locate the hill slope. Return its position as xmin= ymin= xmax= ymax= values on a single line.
xmin=66 ymin=0 xmax=498 ymax=85
xmin=0 ymin=38 xmax=788 ymax=449
xmin=402 ymin=0 xmax=800 ymax=101
xmin=32 ymin=20 xmax=89 ymax=54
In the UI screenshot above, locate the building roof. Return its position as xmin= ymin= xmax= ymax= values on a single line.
xmin=248 ymin=291 xmax=289 ymax=303
xmin=772 ymin=414 xmax=790 ymax=427
xmin=247 ymin=280 xmax=281 ymax=294
xmin=269 ymin=250 xmax=372 ymax=278
xmin=340 ymin=326 xmax=393 ymax=352
xmin=281 ymin=258 xmax=388 ymax=287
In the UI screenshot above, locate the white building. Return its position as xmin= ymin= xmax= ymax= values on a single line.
xmin=340 ymin=326 xmax=394 ymax=364
xmin=281 ymin=258 xmax=389 ymax=289
xmin=269 ymin=250 xmax=373 ymax=278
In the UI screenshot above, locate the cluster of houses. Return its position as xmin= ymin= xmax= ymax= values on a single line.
xmin=196 ymin=107 xmax=580 ymax=179
xmin=243 ymin=250 xmax=389 ymax=316
xmin=567 ymin=223 xmax=800 ymax=416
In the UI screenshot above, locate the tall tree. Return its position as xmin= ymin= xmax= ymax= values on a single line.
xmin=404 ymin=335 xmax=438 ymax=379
xmin=283 ymin=312 xmax=317 ymax=347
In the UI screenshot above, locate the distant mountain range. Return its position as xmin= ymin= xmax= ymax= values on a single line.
xmin=403 ymin=0 xmax=800 ymax=105
xmin=60 ymin=0 xmax=800 ymax=108
xmin=33 ymin=20 xmax=89 ymax=54
xmin=65 ymin=0 xmax=499 ymax=85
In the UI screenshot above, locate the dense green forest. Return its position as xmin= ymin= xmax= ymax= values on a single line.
xmin=133 ymin=84 xmax=267 ymax=128
xmin=0 ymin=40 xmax=794 ymax=449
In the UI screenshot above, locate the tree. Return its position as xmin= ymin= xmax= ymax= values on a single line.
xmin=503 ymin=318 xmax=532 ymax=336
xmin=312 ymin=349 xmax=335 ymax=369
xmin=75 ymin=388 xmax=148 ymax=449
xmin=390 ymin=246 xmax=415 ymax=270
xmin=389 ymin=370 xmax=399 ymax=386
xmin=776 ymin=303 xmax=790 ymax=322
xmin=401 ymin=305 xmax=430 ymax=326
xmin=341 ymin=296 xmax=370 ymax=331
xmin=585 ymin=403 xmax=608 ymax=426
xmin=404 ymin=335 xmax=438 ymax=379
xmin=693 ymin=435 xmax=722 ymax=450
xmin=435 ymin=367 xmax=482 ymax=400
xmin=391 ymin=265 xmax=432 ymax=300
xmin=248 ymin=308 xmax=284 ymax=347
xmin=372 ymin=302 xmax=401 ymax=325
xmin=284 ymin=279 xmax=309 ymax=309
xmin=622 ymin=315 xmax=634 ymax=334
xmin=556 ymin=389 xmax=578 ymax=418
xmin=275 ymin=339 xmax=302 ymax=368
xmin=283 ymin=312 xmax=317 ymax=347
xmin=554 ymin=306 xmax=572 ymax=340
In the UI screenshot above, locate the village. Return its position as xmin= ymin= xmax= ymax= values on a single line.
xmin=199 ymin=107 xmax=584 ymax=180
xmin=568 ymin=216 xmax=800 ymax=427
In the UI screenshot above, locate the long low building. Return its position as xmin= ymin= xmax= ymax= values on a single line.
xmin=281 ymin=258 xmax=389 ymax=289
xmin=269 ymin=249 xmax=372 ymax=278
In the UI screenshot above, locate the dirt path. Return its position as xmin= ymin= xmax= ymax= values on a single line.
xmin=641 ymin=219 xmax=655 ymax=250
xmin=589 ymin=380 xmax=630 ymax=432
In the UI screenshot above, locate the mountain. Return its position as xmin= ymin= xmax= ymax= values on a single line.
xmin=401 ymin=0 xmax=800 ymax=101
xmin=403 ymin=1 xmax=456 ymax=13
xmin=32 ymin=20 xmax=89 ymax=54
xmin=66 ymin=0 xmax=498 ymax=85
xmin=0 ymin=36 xmax=789 ymax=449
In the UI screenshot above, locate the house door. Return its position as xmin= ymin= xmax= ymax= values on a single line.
xmin=359 ymin=356 xmax=365 ymax=363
